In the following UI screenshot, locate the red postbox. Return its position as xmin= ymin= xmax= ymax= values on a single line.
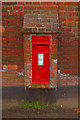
xmin=32 ymin=35 xmax=50 ymax=83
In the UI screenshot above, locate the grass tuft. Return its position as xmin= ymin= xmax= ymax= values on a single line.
xmin=21 ymin=99 xmax=49 ymax=109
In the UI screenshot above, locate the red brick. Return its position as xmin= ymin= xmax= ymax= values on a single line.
xmin=0 ymin=27 xmax=5 ymax=32
xmin=67 ymin=17 xmax=73 ymax=21
xmin=59 ymin=17 xmax=66 ymax=21
xmin=63 ymin=12 xmax=77 ymax=17
xmin=16 ymin=41 xmax=23 ymax=46
xmin=4 ymin=17 xmax=20 ymax=21
xmin=75 ymin=7 xmax=78 ymax=11
xmin=24 ymin=5 xmax=36 ymax=10
xmin=2 ymin=51 xmax=7 ymax=55
xmin=59 ymin=12 xmax=64 ymax=16
xmin=24 ymin=50 xmax=31 ymax=54
xmin=32 ymin=11 xmax=40 ymax=14
xmin=2 ymin=42 xmax=7 ymax=46
xmin=2 ymin=11 xmax=8 ymax=16
xmin=51 ymin=74 xmax=56 ymax=78
xmin=59 ymin=6 xmax=67 ymax=11
xmin=41 ymin=2 xmax=55 ymax=5
xmin=24 ymin=55 xmax=31 ymax=60
xmin=8 ymin=33 xmax=16 ymax=37
xmin=36 ymin=6 xmax=44 ymax=10
xmin=13 ymin=6 xmax=20 ymax=10
xmin=9 ymin=12 xmax=17 ymax=16
xmin=2 ymin=2 xmax=17 ymax=5
xmin=24 ymin=11 xmax=32 ymax=14
xmin=6 ymin=6 xmax=12 ymax=10
xmin=64 ymin=2 xmax=78 ymax=6
xmin=17 ymin=22 xmax=23 ymax=27
xmin=2 ymin=32 xmax=8 ymax=37
xmin=33 ymin=2 xmax=40 ymax=5
xmin=45 ymin=6 xmax=57 ymax=10
xmin=60 ymin=42 xmax=73 ymax=46
xmin=8 ymin=22 xmax=17 ymax=26
xmin=68 ymin=7 xmax=74 ymax=11
xmin=21 ymin=6 xmax=24 ymax=10
xmin=18 ymin=12 xmax=23 ymax=16
xmin=52 ymin=33 xmax=59 ymax=38
xmin=5 ymin=27 xmax=19 ymax=31
xmin=41 ymin=11 xmax=51 ymax=14
xmin=51 ymin=11 xmax=58 ymax=14
xmin=56 ymin=2 xmax=64 ymax=5
xmin=72 ymin=27 xmax=78 ymax=32
xmin=3 ymin=38 xmax=17 ymax=42
xmin=8 ymin=42 xmax=16 ymax=46
xmin=17 ymin=47 xmax=23 ymax=51
xmin=75 ymin=17 xmax=78 ymax=22
xmin=17 ymin=2 xmax=24 ymax=5
xmin=25 ymin=2 xmax=32 ymax=5
xmin=62 ymin=22 xmax=76 ymax=27
xmin=7 ymin=65 xmax=17 ymax=70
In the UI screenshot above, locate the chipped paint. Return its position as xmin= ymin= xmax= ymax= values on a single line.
xmin=3 ymin=65 xmax=7 ymax=72
xmin=58 ymin=69 xmax=60 ymax=74
xmin=58 ymin=73 xmax=78 ymax=79
xmin=53 ymin=59 xmax=57 ymax=64
xmin=57 ymin=72 xmax=78 ymax=85
xmin=18 ymin=70 xmax=24 ymax=76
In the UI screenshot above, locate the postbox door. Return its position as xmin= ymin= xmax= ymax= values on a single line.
xmin=32 ymin=36 xmax=50 ymax=83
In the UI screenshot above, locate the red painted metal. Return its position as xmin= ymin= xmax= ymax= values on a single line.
xmin=32 ymin=35 xmax=50 ymax=83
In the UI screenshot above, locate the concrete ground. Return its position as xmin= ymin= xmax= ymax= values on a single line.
xmin=2 ymin=99 xmax=79 ymax=118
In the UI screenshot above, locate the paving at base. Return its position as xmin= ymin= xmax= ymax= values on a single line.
xmin=2 ymin=100 xmax=78 ymax=118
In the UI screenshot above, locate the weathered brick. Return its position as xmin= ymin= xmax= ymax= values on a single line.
xmin=67 ymin=17 xmax=73 ymax=21
xmin=3 ymin=38 xmax=17 ymax=41
xmin=7 ymin=65 xmax=17 ymax=70
xmin=25 ymin=2 xmax=32 ymax=5
xmin=36 ymin=6 xmax=44 ymax=10
xmin=68 ymin=7 xmax=74 ymax=11
xmin=41 ymin=2 xmax=55 ymax=5
xmin=13 ymin=6 xmax=20 ymax=10
xmin=17 ymin=2 xmax=24 ymax=5
xmin=18 ymin=12 xmax=23 ymax=16
xmin=5 ymin=27 xmax=19 ymax=31
xmin=59 ymin=17 xmax=66 ymax=21
xmin=9 ymin=12 xmax=17 ymax=16
xmin=59 ymin=6 xmax=67 ymax=11
xmin=2 ymin=2 xmax=17 ymax=5
xmin=2 ymin=11 xmax=8 ymax=16
xmin=33 ymin=2 xmax=40 ymax=5
xmin=2 ymin=32 xmax=8 ymax=37
xmin=62 ymin=22 xmax=76 ymax=27
xmin=6 ymin=6 xmax=12 ymax=10
xmin=64 ymin=2 xmax=78 ymax=6
xmin=56 ymin=2 xmax=64 ymax=5
xmin=24 ymin=6 xmax=36 ymax=10
xmin=4 ymin=17 xmax=20 ymax=21
xmin=8 ymin=22 xmax=17 ymax=26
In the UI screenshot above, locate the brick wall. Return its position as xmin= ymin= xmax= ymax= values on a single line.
xmin=57 ymin=2 xmax=78 ymax=75
xmin=2 ymin=2 xmax=78 ymax=87
xmin=2 ymin=2 xmax=24 ymax=86
xmin=57 ymin=2 xmax=78 ymax=85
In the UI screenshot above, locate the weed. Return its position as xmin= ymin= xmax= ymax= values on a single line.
xmin=21 ymin=100 xmax=50 ymax=109
xmin=51 ymin=103 xmax=59 ymax=110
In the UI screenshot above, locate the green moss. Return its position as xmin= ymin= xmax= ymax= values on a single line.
xmin=31 ymin=83 xmax=46 ymax=88
xmin=31 ymin=84 xmax=37 ymax=88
